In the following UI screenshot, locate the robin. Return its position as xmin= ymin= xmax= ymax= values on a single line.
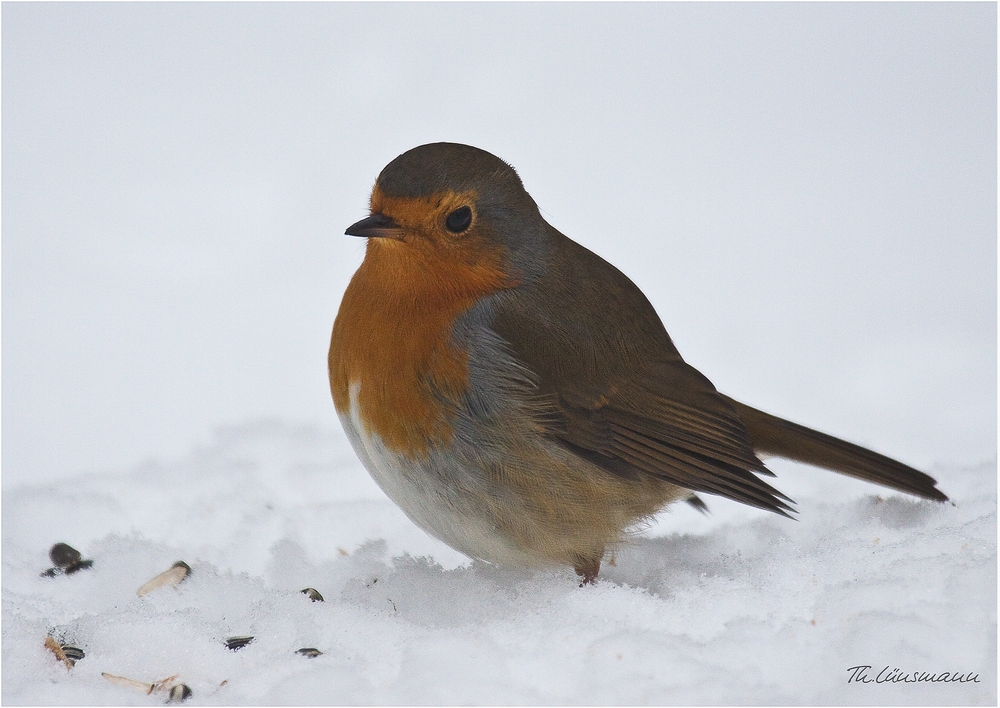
xmin=329 ymin=142 xmax=947 ymax=584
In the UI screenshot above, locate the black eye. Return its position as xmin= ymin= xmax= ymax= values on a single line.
xmin=445 ymin=206 xmax=473 ymax=233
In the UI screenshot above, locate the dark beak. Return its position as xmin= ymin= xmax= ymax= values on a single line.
xmin=345 ymin=213 xmax=405 ymax=239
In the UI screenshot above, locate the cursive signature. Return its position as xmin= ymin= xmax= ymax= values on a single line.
xmin=847 ymin=665 xmax=980 ymax=684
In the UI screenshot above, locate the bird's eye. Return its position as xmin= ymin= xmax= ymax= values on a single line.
xmin=445 ymin=206 xmax=473 ymax=233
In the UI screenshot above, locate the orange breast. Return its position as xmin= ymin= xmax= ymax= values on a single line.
xmin=329 ymin=233 xmax=511 ymax=457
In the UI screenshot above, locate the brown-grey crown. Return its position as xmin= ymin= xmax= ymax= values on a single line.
xmin=375 ymin=143 xmax=531 ymax=206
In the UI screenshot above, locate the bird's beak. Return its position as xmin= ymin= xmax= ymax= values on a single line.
xmin=345 ymin=213 xmax=405 ymax=239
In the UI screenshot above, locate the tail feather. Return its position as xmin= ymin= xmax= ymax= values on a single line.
xmin=724 ymin=397 xmax=948 ymax=502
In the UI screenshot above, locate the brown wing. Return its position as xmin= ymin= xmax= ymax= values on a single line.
xmin=488 ymin=228 xmax=795 ymax=516
xmin=551 ymin=365 xmax=796 ymax=516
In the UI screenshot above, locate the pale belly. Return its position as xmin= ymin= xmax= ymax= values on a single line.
xmin=339 ymin=382 xmax=684 ymax=569
xmin=341 ymin=383 xmax=541 ymax=566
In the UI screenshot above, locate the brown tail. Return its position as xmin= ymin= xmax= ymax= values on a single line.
xmin=724 ymin=397 xmax=948 ymax=502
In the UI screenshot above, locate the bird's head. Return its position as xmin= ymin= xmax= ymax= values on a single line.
xmin=345 ymin=143 xmax=547 ymax=297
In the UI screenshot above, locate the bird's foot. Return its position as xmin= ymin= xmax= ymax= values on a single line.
xmin=574 ymin=559 xmax=600 ymax=586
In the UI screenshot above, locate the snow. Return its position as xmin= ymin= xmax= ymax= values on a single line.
xmin=3 ymin=420 xmax=995 ymax=704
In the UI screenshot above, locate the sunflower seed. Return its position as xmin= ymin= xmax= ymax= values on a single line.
xmin=224 ymin=635 xmax=254 ymax=651
xmin=60 ymin=645 xmax=85 ymax=665
xmin=300 ymin=587 xmax=324 ymax=602
xmin=296 ymin=647 xmax=323 ymax=658
xmin=42 ymin=543 xmax=94 ymax=577
xmin=65 ymin=559 xmax=94 ymax=574
xmin=49 ymin=543 xmax=82 ymax=567
xmin=167 ymin=684 xmax=192 ymax=703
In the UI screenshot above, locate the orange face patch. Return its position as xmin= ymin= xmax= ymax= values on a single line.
xmin=369 ymin=186 xmax=478 ymax=238
xmin=329 ymin=188 xmax=516 ymax=457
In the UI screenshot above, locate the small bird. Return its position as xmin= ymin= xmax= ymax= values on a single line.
xmin=329 ymin=142 xmax=947 ymax=584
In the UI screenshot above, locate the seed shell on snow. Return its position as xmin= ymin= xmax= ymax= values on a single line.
xmin=300 ymin=587 xmax=324 ymax=602
xmin=296 ymin=647 xmax=323 ymax=658
xmin=44 ymin=636 xmax=75 ymax=670
xmin=137 ymin=561 xmax=191 ymax=597
xmin=102 ymin=672 xmax=181 ymax=696
xmin=150 ymin=674 xmax=181 ymax=694
xmin=102 ymin=673 xmax=155 ymax=694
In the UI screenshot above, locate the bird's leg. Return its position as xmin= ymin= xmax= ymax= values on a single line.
xmin=573 ymin=557 xmax=601 ymax=586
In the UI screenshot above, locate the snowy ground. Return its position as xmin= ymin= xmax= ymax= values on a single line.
xmin=2 ymin=419 xmax=995 ymax=705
